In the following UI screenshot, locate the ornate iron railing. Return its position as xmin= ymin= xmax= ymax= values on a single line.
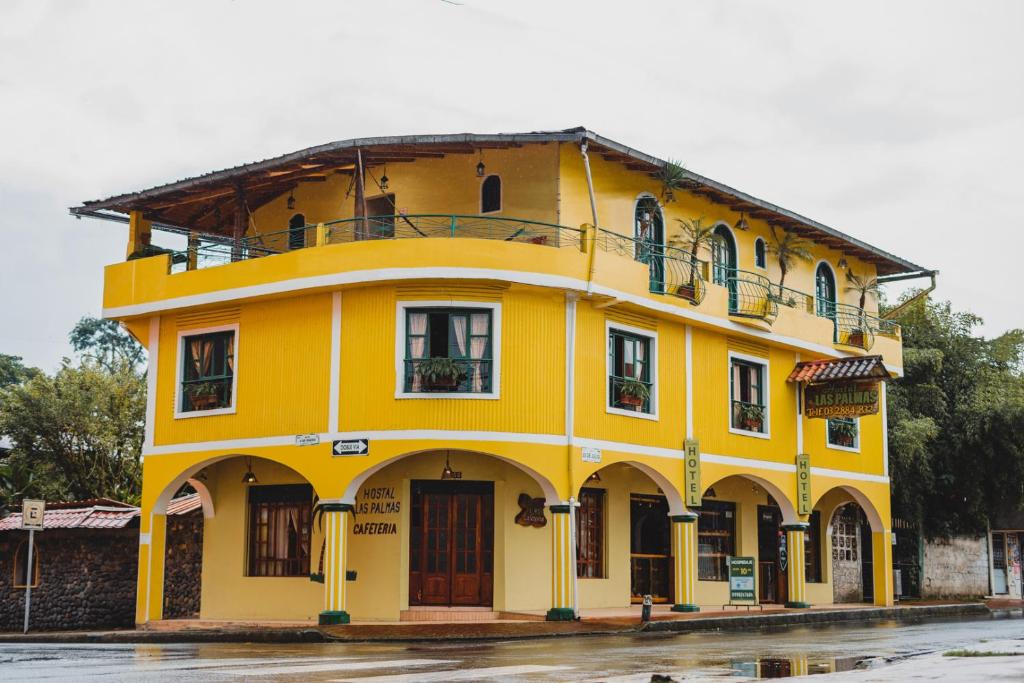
xmin=403 ymin=358 xmax=492 ymax=394
xmin=726 ymin=269 xmax=778 ymax=323
xmin=593 ymin=228 xmax=707 ymax=305
xmin=731 ymin=399 xmax=767 ymax=434
xmin=324 ymin=214 xmax=583 ymax=248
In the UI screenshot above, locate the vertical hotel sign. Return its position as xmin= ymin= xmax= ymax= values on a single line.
xmin=796 ymin=453 xmax=811 ymax=516
xmin=684 ymin=439 xmax=701 ymax=508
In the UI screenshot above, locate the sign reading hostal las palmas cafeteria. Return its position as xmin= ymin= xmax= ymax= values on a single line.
xmin=684 ymin=439 xmax=701 ymax=508
xmin=803 ymin=382 xmax=880 ymax=419
xmin=728 ymin=556 xmax=756 ymax=603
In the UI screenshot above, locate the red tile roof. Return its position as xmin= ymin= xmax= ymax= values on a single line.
xmin=166 ymin=493 xmax=202 ymax=516
xmin=787 ymin=355 xmax=892 ymax=384
xmin=0 ymin=502 xmax=139 ymax=532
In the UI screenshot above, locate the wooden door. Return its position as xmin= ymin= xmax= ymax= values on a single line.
xmin=410 ymin=481 xmax=493 ymax=607
xmin=758 ymin=504 xmax=788 ymax=604
xmin=629 ymin=495 xmax=672 ymax=603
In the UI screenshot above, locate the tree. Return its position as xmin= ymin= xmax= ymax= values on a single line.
xmin=765 ymin=225 xmax=814 ymax=289
xmin=0 ymin=354 xmax=39 ymax=389
xmin=0 ymin=359 xmax=145 ymax=504
xmin=844 ymin=270 xmax=880 ymax=312
xmin=670 ymin=216 xmax=716 ymax=286
xmin=69 ymin=316 xmax=145 ymax=371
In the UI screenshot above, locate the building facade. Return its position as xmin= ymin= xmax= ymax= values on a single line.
xmin=76 ymin=128 xmax=929 ymax=625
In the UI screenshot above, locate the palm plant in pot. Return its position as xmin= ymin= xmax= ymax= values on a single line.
xmin=844 ymin=270 xmax=879 ymax=349
xmin=766 ymin=225 xmax=814 ymax=292
xmin=828 ymin=419 xmax=858 ymax=448
xmin=737 ymin=402 xmax=765 ymax=432
xmin=656 ymin=159 xmax=688 ymax=203
xmin=669 ymin=216 xmax=715 ymax=301
xmin=617 ymin=377 xmax=650 ymax=411
xmin=415 ymin=357 xmax=466 ymax=391
xmin=184 ymin=381 xmax=222 ymax=411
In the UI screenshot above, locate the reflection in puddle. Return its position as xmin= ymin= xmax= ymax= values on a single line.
xmin=730 ymin=654 xmax=864 ymax=678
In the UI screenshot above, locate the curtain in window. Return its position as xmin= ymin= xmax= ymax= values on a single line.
xmin=451 ymin=315 xmax=468 ymax=356
xmin=226 ymin=335 xmax=234 ymax=373
xmin=633 ymin=339 xmax=645 ymax=380
xmin=189 ymin=338 xmax=209 ymax=379
xmin=469 ymin=313 xmax=488 ymax=392
xmin=408 ymin=313 xmax=428 ymax=391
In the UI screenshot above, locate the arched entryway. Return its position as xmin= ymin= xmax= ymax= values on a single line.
xmin=814 ymin=485 xmax=887 ymax=605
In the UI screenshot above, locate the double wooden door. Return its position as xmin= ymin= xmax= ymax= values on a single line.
xmin=409 ymin=481 xmax=494 ymax=606
xmin=758 ymin=504 xmax=788 ymax=604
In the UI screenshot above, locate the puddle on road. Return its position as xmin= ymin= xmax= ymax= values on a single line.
xmin=729 ymin=654 xmax=865 ymax=678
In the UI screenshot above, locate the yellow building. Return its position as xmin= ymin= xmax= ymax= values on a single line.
xmin=74 ymin=128 xmax=930 ymax=625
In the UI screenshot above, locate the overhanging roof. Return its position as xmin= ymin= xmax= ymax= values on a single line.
xmin=787 ymin=355 xmax=892 ymax=384
xmin=71 ymin=127 xmax=928 ymax=275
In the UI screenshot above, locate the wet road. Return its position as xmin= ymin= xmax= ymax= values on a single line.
xmin=1 ymin=613 xmax=1022 ymax=682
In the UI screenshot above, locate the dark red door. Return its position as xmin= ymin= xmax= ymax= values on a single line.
xmin=410 ymin=481 xmax=493 ymax=606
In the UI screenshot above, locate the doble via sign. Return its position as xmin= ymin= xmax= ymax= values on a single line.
xmin=332 ymin=439 xmax=369 ymax=456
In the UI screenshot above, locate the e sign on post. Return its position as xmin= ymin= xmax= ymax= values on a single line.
xmin=21 ymin=499 xmax=44 ymax=531
xmin=684 ymin=439 xmax=701 ymax=508
xmin=728 ymin=556 xmax=756 ymax=603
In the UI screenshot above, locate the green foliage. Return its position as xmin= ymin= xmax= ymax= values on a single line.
xmin=766 ymin=226 xmax=814 ymax=288
xmin=844 ymin=269 xmax=880 ymax=313
xmin=656 ymin=159 xmax=687 ymax=203
xmin=618 ymin=378 xmax=650 ymax=401
xmin=886 ymin=295 xmax=1024 ymax=537
xmin=0 ymin=358 xmax=145 ymax=506
xmin=414 ymin=357 xmax=465 ymax=386
xmin=0 ymin=354 xmax=40 ymax=389
xmin=69 ymin=316 xmax=146 ymax=371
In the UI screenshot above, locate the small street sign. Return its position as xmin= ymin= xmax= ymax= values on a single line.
xmin=332 ymin=439 xmax=369 ymax=456
xmin=21 ymin=499 xmax=44 ymax=531
xmin=582 ymin=447 xmax=601 ymax=463
xmin=728 ymin=556 xmax=757 ymax=604
xmin=295 ymin=433 xmax=320 ymax=447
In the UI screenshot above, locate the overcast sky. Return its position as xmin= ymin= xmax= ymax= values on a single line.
xmin=1 ymin=0 xmax=1021 ymax=371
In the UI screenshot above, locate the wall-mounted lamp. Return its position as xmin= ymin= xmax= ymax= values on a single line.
xmin=476 ymin=150 xmax=486 ymax=177
xmin=735 ymin=213 xmax=750 ymax=231
xmin=287 ymin=191 xmax=296 ymax=211
xmin=241 ymin=457 xmax=258 ymax=484
xmin=586 ymin=471 xmax=602 ymax=483
xmin=837 ymin=256 xmax=848 ymax=270
xmin=704 ymin=487 xmax=718 ymax=498
xmin=441 ymin=450 xmax=457 ymax=480
xmin=379 ymin=166 xmax=389 ymax=191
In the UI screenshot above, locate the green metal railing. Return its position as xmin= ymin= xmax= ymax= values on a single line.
xmin=323 ymin=214 xmax=583 ymax=248
xmin=726 ymin=269 xmax=778 ymax=323
xmin=593 ymin=228 xmax=707 ymax=305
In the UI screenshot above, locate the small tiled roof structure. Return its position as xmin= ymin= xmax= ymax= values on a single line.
xmin=787 ymin=355 xmax=892 ymax=384
xmin=0 ymin=494 xmax=200 ymax=532
xmin=166 ymin=492 xmax=202 ymax=516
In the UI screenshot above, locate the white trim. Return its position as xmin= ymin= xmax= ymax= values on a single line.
xmin=100 ymin=266 xmax=900 ymax=373
xmin=574 ymin=436 xmax=682 ymax=460
xmin=139 ymin=532 xmax=151 ymax=545
xmin=173 ymin=323 xmax=239 ymax=420
xmin=727 ymin=350 xmax=771 ymax=439
xmin=144 ymin=316 xmax=160 ymax=448
xmin=479 ymin=174 xmax=503 ymax=214
xmin=684 ymin=325 xmax=694 ymax=439
xmin=712 ymin=222 xmax=740 ymax=271
xmin=565 ymin=295 xmax=577 ymax=442
xmin=811 ymin=466 xmax=889 ymax=484
xmin=328 ymin=292 xmax=342 ymax=433
xmin=825 ymin=416 xmax=861 ymax=453
xmin=753 ymin=237 xmax=767 ymax=270
xmin=394 ymin=300 xmax=502 ymax=400
xmin=701 ymin=452 xmax=794 ymax=472
xmin=605 ymin=320 xmax=659 ymax=421
xmin=881 ymin=382 xmax=889 ymax=477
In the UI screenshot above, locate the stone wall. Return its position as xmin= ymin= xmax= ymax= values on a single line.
xmin=922 ymin=535 xmax=990 ymax=598
xmin=0 ymin=528 xmax=138 ymax=631
xmin=163 ymin=511 xmax=203 ymax=619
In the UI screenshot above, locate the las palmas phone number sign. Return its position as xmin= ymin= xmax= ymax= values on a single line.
xmin=804 ymin=381 xmax=880 ymax=419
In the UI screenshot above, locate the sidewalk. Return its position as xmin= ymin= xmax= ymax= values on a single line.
xmin=0 ymin=601 xmax=993 ymax=644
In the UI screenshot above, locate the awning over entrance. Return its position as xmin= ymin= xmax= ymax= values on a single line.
xmin=786 ymin=355 xmax=892 ymax=384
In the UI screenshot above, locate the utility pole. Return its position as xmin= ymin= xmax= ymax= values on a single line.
xmin=21 ymin=499 xmax=45 ymax=634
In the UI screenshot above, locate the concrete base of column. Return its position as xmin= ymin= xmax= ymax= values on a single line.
xmin=784 ymin=601 xmax=811 ymax=609
xmin=670 ymin=604 xmax=700 ymax=612
xmin=545 ymin=607 xmax=575 ymax=621
xmin=319 ymin=610 xmax=351 ymax=625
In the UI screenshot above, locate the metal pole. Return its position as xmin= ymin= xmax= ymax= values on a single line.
xmin=23 ymin=528 xmax=34 ymax=634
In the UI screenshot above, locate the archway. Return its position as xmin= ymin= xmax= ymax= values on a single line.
xmin=814 ymin=485 xmax=886 ymax=605
xmin=815 ymin=261 xmax=838 ymax=319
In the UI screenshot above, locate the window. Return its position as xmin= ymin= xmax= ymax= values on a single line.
xmin=711 ymin=226 xmax=737 ymax=286
xmin=827 ymin=417 xmax=859 ymax=450
xmin=754 ymin=238 xmax=766 ymax=269
xmin=13 ymin=540 xmax=40 ymax=588
xmin=179 ymin=328 xmax=236 ymax=414
xmin=730 ymin=355 xmax=767 ymax=435
xmin=288 ymin=213 xmax=306 ymax=250
xmin=366 ymin=194 xmax=396 ymax=238
xmin=247 ymin=484 xmax=313 ymax=577
xmin=608 ymin=327 xmax=654 ymax=415
xmin=481 ymin=175 xmax=501 ymax=213
xmin=403 ymin=308 xmax=494 ymax=394
xmin=698 ymin=500 xmax=735 ymax=581
xmin=805 ymin=510 xmax=822 ymax=583
xmin=815 ymin=263 xmax=837 ymax=319
xmin=832 ymin=506 xmax=859 ymax=563
xmin=576 ymin=488 xmax=605 ymax=578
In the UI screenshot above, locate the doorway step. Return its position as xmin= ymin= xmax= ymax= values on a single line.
xmin=400 ymin=607 xmax=544 ymax=622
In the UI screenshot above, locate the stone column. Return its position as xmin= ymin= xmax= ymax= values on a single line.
xmin=670 ymin=512 xmax=700 ymax=612
xmin=319 ymin=503 xmax=352 ymax=625
xmin=783 ymin=523 xmax=810 ymax=608
xmin=546 ymin=504 xmax=575 ymax=621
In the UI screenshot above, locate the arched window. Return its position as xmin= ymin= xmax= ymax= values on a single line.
xmin=754 ymin=238 xmax=767 ymax=269
xmin=288 ymin=214 xmax=306 ymax=251
xmin=711 ymin=225 xmax=737 ymax=286
xmin=815 ymin=263 xmax=837 ymax=318
xmin=634 ymin=196 xmax=665 ymax=292
xmin=481 ymin=175 xmax=502 ymax=214
xmin=13 ymin=540 xmax=40 ymax=588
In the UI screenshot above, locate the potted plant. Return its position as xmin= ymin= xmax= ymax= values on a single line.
xmin=766 ymin=225 xmax=814 ymax=291
xmin=656 ymin=159 xmax=688 ymax=203
xmin=844 ymin=270 xmax=880 ymax=349
xmin=669 ymin=216 xmax=715 ymax=300
xmin=415 ymin=357 xmax=465 ymax=391
xmin=184 ymin=381 xmax=221 ymax=411
xmin=617 ymin=378 xmax=650 ymax=410
xmin=738 ymin=402 xmax=765 ymax=432
xmin=830 ymin=420 xmax=857 ymax=447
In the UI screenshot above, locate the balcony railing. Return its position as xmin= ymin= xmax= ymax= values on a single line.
xmin=731 ymin=399 xmax=767 ymax=434
xmin=324 ymin=214 xmax=583 ymax=248
xmin=593 ymin=228 xmax=707 ymax=304
xmin=726 ymin=269 xmax=778 ymax=324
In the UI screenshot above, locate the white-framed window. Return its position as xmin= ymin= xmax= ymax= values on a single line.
xmin=728 ymin=351 xmax=770 ymax=438
xmin=606 ymin=321 xmax=658 ymax=420
xmin=826 ymin=417 xmax=860 ymax=452
xmin=174 ymin=324 xmax=239 ymax=419
xmin=480 ymin=175 xmax=502 ymax=214
xmin=395 ymin=300 xmax=501 ymax=399
xmin=754 ymin=237 xmax=767 ymax=269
